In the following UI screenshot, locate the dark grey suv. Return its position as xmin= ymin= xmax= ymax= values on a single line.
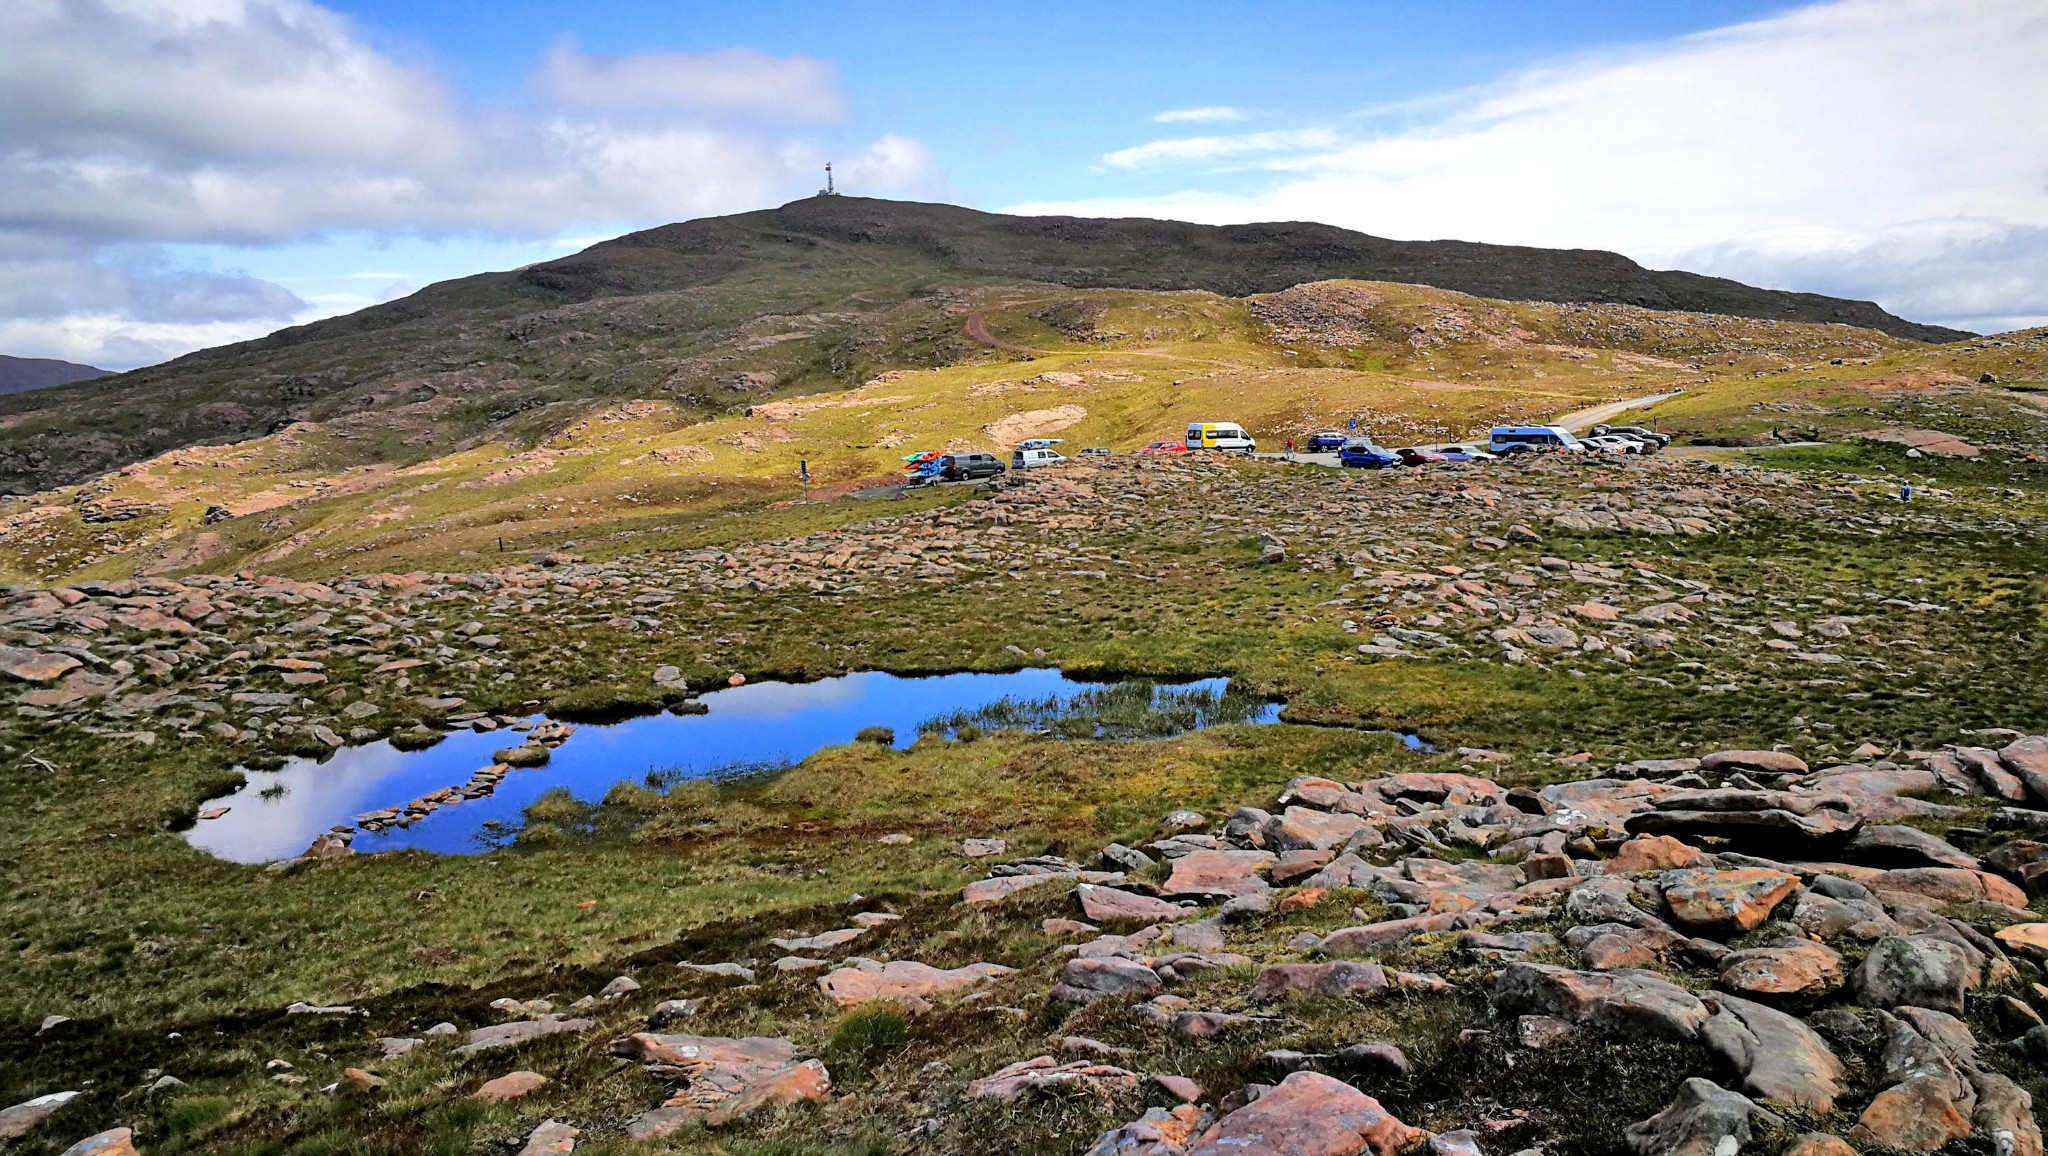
xmin=939 ymin=452 xmax=1005 ymax=481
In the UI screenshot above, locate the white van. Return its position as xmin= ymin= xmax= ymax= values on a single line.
xmin=1185 ymin=421 xmax=1257 ymax=453
xmin=1011 ymin=447 xmax=1067 ymax=470
xmin=1488 ymin=425 xmax=1587 ymax=454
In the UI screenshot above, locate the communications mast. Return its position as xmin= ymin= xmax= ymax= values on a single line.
xmin=818 ymin=162 xmax=837 ymax=197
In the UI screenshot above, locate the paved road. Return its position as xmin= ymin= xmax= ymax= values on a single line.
xmin=1554 ymin=390 xmax=1685 ymax=433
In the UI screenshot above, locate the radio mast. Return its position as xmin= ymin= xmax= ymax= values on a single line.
xmin=818 ymin=162 xmax=837 ymax=197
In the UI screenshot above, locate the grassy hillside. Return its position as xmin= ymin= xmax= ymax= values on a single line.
xmin=0 ymin=197 xmax=1968 ymax=495
xmin=0 ymin=280 xmax=1974 ymax=585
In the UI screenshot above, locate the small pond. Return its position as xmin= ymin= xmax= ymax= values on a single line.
xmin=184 ymin=667 xmax=1307 ymax=863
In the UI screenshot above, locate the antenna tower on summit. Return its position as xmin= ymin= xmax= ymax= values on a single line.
xmin=819 ymin=162 xmax=837 ymax=197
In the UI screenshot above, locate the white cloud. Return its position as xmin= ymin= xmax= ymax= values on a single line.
xmin=1102 ymin=129 xmax=1340 ymax=171
xmin=1152 ymin=106 xmax=1248 ymax=124
xmin=1020 ymin=0 xmax=2048 ymax=335
xmin=0 ymin=0 xmax=941 ymax=368
xmin=532 ymin=38 xmax=847 ymax=123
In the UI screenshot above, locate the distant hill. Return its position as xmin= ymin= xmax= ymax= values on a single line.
xmin=0 ymin=353 xmax=108 ymax=396
xmin=0 ymin=196 xmax=1971 ymax=494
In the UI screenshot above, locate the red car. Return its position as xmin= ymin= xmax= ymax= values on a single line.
xmin=1139 ymin=440 xmax=1188 ymax=454
xmin=1396 ymin=447 xmax=1451 ymax=466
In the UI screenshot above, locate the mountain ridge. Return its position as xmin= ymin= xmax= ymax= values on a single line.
xmin=0 ymin=196 xmax=1972 ymax=495
xmin=0 ymin=353 xmax=109 ymax=396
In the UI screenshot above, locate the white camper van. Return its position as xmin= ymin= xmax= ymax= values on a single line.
xmin=1488 ymin=425 xmax=1586 ymax=454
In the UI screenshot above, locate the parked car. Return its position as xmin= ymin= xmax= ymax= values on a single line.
xmin=1396 ymin=447 xmax=1452 ymax=466
xmin=937 ymin=452 xmax=1005 ymax=481
xmin=1584 ymin=434 xmax=1648 ymax=455
xmin=1338 ymin=440 xmax=1401 ymax=469
xmin=1011 ymin=447 xmax=1067 ymax=470
xmin=1307 ymin=431 xmax=1350 ymax=451
xmin=1185 ymin=421 xmax=1257 ymax=453
xmin=1080 ymin=447 xmax=1112 ymax=458
xmin=1139 ymin=440 xmax=1188 ymax=454
xmin=1593 ymin=424 xmax=1669 ymax=448
xmin=1488 ymin=425 xmax=1587 ymax=454
xmin=1436 ymin=444 xmax=1497 ymax=463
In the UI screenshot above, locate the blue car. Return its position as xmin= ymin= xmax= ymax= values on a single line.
xmin=1307 ymin=431 xmax=1350 ymax=451
xmin=1338 ymin=441 xmax=1401 ymax=469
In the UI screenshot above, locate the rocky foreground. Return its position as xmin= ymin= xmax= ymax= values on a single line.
xmin=3 ymin=452 xmax=2045 ymax=1153
xmin=13 ymin=734 xmax=2048 ymax=1153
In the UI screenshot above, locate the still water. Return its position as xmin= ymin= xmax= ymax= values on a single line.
xmin=184 ymin=668 xmax=1288 ymax=863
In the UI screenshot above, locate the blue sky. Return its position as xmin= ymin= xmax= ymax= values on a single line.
xmin=3 ymin=0 xmax=2044 ymax=368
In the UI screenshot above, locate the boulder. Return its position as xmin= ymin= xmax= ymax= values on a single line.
xmin=1848 ymin=1076 xmax=1972 ymax=1151
xmin=1052 ymin=957 xmax=1165 ymax=1003
xmin=1981 ymin=840 xmax=2048 ymax=895
xmin=1164 ymin=850 xmax=1277 ymax=898
xmin=1998 ymin=736 xmax=2048 ymax=803
xmin=1845 ymin=826 xmax=1978 ymax=871
xmin=1698 ymin=995 xmax=1846 ymax=1111
xmin=516 ymin=1120 xmax=580 ymax=1156
xmin=1087 ymin=1105 xmax=1212 ymax=1156
xmin=1716 ymin=939 xmax=1845 ymax=1003
xmin=1078 ymin=884 xmax=1198 ymax=923
xmin=1318 ymin=913 xmax=1462 ymax=955
xmin=967 ymin=1056 xmax=1140 ymax=1102
xmin=1969 ymin=1070 xmax=2043 ymax=1156
xmin=769 ymin=928 xmax=866 ymax=953
xmin=1491 ymin=963 xmax=1708 ymax=1040
xmin=1865 ymin=866 xmax=2029 ymax=911
xmin=1248 ymin=962 xmax=1390 ymax=1002
xmin=817 ymin=959 xmax=1015 ymax=1010
xmin=1992 ymin=922 xmax=2048 ymax=964
xmin=454 ymin=1015 xmax=594 ymax=1056
xmin=1265 ymin=807 xmax=1374 ymax=852
xmin=1186 ymin=1071 xmax=1425 ymax=1156
xmin=0 ymin=647 xmax=81 ymax=683
xmin=611 ymin=1034 xmax=827 ymax=1135
xmin=57 ymin=1130 xmax=139 ymax=1156
xmin=1852 ymin=936 xmax=1974 ymax=1014
xmin=1658 ymin=868 xmax=1799 ymax=936
xmin=471 ymin=1071 xmax=549 ymax=1102
xmin=0 ymin=1092 xmax=80 ymax=1142
xmin=1623 ymin=1078 xmax=1782 ymax=1156
xmin=1607 ymin=835 xmax=1703 ymax=874
xmin=1699 ymin=750 xmax=1808 ymax=776
xmin=1779 ymin=1136 xmax=1854 ymax=1156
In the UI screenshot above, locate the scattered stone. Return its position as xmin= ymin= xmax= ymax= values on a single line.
xmin=517 ymin=1119 xmax=580 ymax=1156
xmin=472 ymin=1071 xmax=549 ymax=1102
xmin=967 ymin=1056 xmax=1140 ymax=1102
xmin=1851 ymin=936 xmax=1974 ymax=1013
xmin=453 ymin=1015 xmax=594 ymax=1056
xmin=818 ymin=958 xmax=1016 ymax=1010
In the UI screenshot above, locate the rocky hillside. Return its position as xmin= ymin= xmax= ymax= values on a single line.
xmin=0 ymin=197 xmax=1969 ymax=494
xmin=1 ymin=446 xmax=2045 ymax=1154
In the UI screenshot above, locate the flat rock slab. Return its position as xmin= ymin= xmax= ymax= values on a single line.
xmin=1186 ymin=1070 xmax=1425 ymax=1156
xmin=967 ymin=1056 xmax=1140 ymax=1102
xmin=1077 ymin=884 xmax=1199 ymax=923
xmin=471 ymin=1071 xmax=549 ymax=1102
xmin=1865 ymin=867 xmax=2029 ymax=911
xmin=610 ymin=1034 xmax=829 ymax=1134
xmin=516 ymin=1119 xmax=580 ymax=1156
xmin=1658 ymin=867 xmax=1800 ymax=935
xmin=453 ymin=1015 xmax=593 ymax=1056
xmin=1718 ymin=938 xmax=1845 ymax=1002
xmin=1163 ymin=850 xmax=1277 ymax=898
xmin=0 ymin=1092 xmax=80 ymax=1142
xmin=769 ymin=927 xmax=866 ymax=953
xmin=817 ymin=958 xmax=1015 ymax=1009
xmin=58 ymin=1131 xmax=139 ymax=1156
xmin=0 ymin=647 xmax=81 ymax=683
xmin=1249 ymin=961 xmax=1391 ymax=1002
xmin=1492 ymin=962 xmax=1708 ymax=1040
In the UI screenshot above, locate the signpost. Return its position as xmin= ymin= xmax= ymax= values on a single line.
xmin=800 ymin=459 xmax=809 ymax=501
